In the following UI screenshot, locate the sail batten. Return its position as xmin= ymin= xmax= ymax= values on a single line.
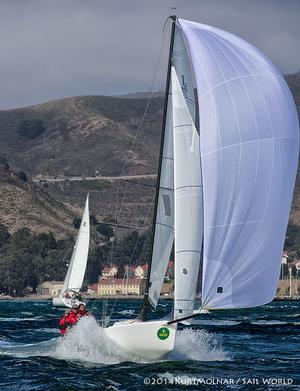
xmin=179 ymin=18 xmax=299 ymax=310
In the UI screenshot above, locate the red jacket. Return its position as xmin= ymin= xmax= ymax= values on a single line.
xmin=59 ymin=309 xmax=78 ymax=335
xmin=77 ymin=308 xmax=88 ymax=319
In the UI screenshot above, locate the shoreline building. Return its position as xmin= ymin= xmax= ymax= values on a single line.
xmin=37 ymin=281 xmax=64 ymax=296
xmin=98 ymin=278 xmax=146 ymax=296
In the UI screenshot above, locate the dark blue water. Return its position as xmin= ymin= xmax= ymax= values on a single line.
xmin=0 ymin=299 xmax=299 ymax=390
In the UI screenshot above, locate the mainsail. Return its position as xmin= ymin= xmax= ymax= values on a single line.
xmin=148 ymin=91 xmax=175 ymax=308
xmin=148 ymin=21 xmax=203 ymax=310
xmin=178 ymin=19 xmax=299 ymax=309
xmin=62 ymin=194 xmax=90 ymax=294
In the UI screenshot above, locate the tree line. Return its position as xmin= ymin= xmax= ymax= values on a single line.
xmin=0 ymin=222 xmax=152 ymax=296
xmin=0 ymin=217 xmax=298 ymax=296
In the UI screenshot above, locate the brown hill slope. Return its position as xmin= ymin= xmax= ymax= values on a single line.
xmin=0 ymin=157 xmax=77 ymax=237
xmin=0 ymin=95 xmax=163 ymax=177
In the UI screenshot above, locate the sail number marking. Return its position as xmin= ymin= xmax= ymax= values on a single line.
xmin=157 ymin=327 xmax=170 ymax=340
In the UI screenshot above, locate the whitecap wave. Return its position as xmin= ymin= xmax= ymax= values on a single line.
xmin=0 ymin=316 xmax=43 ymax=322
xmin=0 ymin=338 xmax=57 ymax=357
xmin=169 ymin=328 xmax=229 ymax=362
xmin=117 ymin=309 xmax=135 ymax=316
xmin=191 ymin=319 xmax=240 ymax=326
xmin=251 ymin=320 xmax=288 ymax=325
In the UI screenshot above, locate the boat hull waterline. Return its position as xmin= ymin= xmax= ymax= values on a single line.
xmin=104 ymin=319 xmax=177 ymax=359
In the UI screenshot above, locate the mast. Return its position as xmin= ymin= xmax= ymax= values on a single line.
xmin=140 ymin=15 xmax=176 ymax=321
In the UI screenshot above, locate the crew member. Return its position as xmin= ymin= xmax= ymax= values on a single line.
xmin=76 ymin=303 xmax=88 ymax=320
xmin=59 ymin=305 xmax=79 ymax=336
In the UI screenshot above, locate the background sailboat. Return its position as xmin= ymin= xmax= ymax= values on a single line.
xmin=104 ymin=16 xmax=299 ymax=359
xmin=53 ymin=194 xmax=90 ymax=308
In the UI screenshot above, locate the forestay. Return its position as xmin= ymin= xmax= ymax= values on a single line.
xmin=179 ymin=19 xmax=299 ymax=309
xmin=62 ymin=194 xmax=90 ymax=293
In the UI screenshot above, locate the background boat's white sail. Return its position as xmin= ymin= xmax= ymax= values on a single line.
xmin=62 ymin=194 xmax=90 ymax=294
xmin=179 ymin=19 xmax=299 ymax=309
xmin=172 ymin=67 xmax=203 ymax=319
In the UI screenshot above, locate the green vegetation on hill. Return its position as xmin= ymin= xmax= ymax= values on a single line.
xmin=0 ymin=222 xmax=153 ymax=296
xmin=0 ymin=224 xmax=74 ymax=296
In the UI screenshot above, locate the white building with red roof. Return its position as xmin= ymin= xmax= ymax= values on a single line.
xmin=281 ymin=252 xmax=289 ymax=265
xmin=100 ymin=265 xmax=118 ymax=279
xmin=134 ymin=264 xmax=148 ymax=279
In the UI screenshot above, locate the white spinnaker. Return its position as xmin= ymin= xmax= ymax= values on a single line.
xmin=172 ymin=67 xmax=203 ymax=319
xmin=62 ymin=194 xmax=90 ymax=293
xmin=179 ymin=19 xmax=299 ymax=309
xmin=148 ymin=90 xmax=174 ymax=308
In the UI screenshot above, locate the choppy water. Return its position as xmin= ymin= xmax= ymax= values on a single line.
xmin=0 ymin=299 xmax=299 ymax=390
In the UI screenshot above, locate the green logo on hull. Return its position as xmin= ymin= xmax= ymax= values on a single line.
xmin=157 ymin=327 xmax=170 ymax=340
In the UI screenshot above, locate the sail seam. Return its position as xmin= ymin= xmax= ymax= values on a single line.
xmin=176 ymin=185 xmax=203 ymax=190
xmin=162 ymin=156 xmax=174 ymax=160
xmin=176 ymin=250 xmax=201 ymax=254
xmin=174 ymin=124 xmax=194 ymax=129
xmin=205 ymin=217 xmax=281 ymax=229
xmin=156 ymin=222 xmax=174 ymax=230
xmin=197 ymin=73 xmax=282 ymax=102
xmin=202 ymin=136 xmax=296 ymax=157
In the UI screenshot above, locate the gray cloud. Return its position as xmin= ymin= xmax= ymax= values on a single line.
xmin=0 ymin=0 xmax=299 ymax=109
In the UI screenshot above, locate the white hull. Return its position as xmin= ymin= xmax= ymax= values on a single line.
xmin=52 ymin=297 xmax=66 ymax=307
xmin=52 ymin=297 xmax=85 ymax=308
xmin=104 ymin=319 xmax=177 ymax=359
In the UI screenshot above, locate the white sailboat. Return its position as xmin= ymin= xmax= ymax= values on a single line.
xmin=53 ymin=194 xmax=90 ymax=308
xmin=104 ymin=16 xmax=299 ymax=359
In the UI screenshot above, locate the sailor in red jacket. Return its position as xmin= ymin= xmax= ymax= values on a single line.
xmin=59 ymin=303 xmax=88 ymax=335
xmin=77 ymin=303 xmax=88 ymax=320
xmin=59 ymin=306 xmax=79 ymax=335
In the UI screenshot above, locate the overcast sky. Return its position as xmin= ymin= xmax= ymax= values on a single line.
xmin=0 ymin=0 xmax=299 ymax=109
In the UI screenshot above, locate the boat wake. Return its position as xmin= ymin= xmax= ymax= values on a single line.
xmin=0 ymin=316 xmax=229 ymax=364
xmin=0 ymin=336 xmax=57 ymax=356
xmin=54 ymin=316 xmax=142 ymax=364
xmin=170 ymin=328 xmax=229 ymax=361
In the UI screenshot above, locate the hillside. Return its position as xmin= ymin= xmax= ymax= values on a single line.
xmin=0 ymin=157 xmax=77 ymax=237
xmin=0 ymin=94 xmax=164 ymax=234
xmin=0 ymin=95 xmax=163 ymax=177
